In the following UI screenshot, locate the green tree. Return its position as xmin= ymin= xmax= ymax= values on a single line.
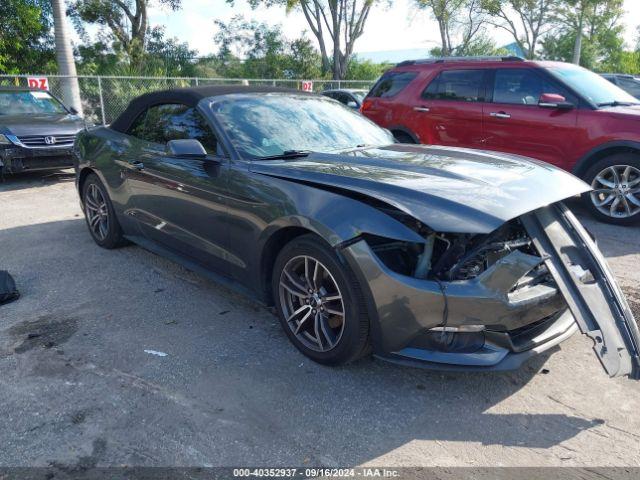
xmin=415 ymin=0 xmax=488 ymax=57
xmin=69 ymin=0 xmax=182 ymax=67
xmin=146 ymin=26 xmax=198 ymax=77
xmin=227 ymin=0 xmax=386 ymax=80
xmin=287 ymin=38 xmax=323 ymax=78
xmin=481 ymin=0 xmax=560 ymax=59
xmin=213 ymin=15 xmax=288 ymax=78
xmin=604 ymin=51 xmax=640 ymax=75
xmin=0 ymin=0 xmax=55 ymax=73
xmin=344 ymin=57 xmax=390 ymax=80
xmin=541 ymin=0 xmax=625 ymax=70
xmin=76 ymin=41 xmax=124 ymax=75
xmin=211 ymin=15 xmax=326 ymax=79
xmin=429 ymin=34 xmax=508 ymax=56
xmin=77 ymin=28 xmax=198 ymax=77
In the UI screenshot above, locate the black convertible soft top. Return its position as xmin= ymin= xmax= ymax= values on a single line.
xmin=110 ymin=85 xmax=304 ymax=133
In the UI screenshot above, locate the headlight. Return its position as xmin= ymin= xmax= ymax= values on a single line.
xmin=0 ymin=134 xmax=13 ymax=145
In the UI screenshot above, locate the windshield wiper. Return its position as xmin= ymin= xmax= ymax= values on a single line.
xmin=256 ymin=150 xmax=312 ymax=161
xmin=596 ymin=101 xmax=640 ymax=107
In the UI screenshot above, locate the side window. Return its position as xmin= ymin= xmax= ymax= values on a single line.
xmin=162 ymin=105 xmax=218 ymax=154
xmin=336 ymin=92 xmax=351 ymax=105
xmin=493 ymin=69 xmax=574 ymax=106
xmin=422 ymin=74 xmax=439 ymax=99
xmin=134 ymin=105 xmax=168 ymax=144
xmin=127 ymin=104 xmax=219 ymax=154
xmin=422 ymin=69 xmax=486 ymax=102
xmin=369 ymin=71 xmax=418 ymax=98
xmin=128 ymin=112 xmax=149 ymax=140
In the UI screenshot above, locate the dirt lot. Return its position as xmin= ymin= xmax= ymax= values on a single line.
xmin=1 ymin=170 xmax=640 ymax=468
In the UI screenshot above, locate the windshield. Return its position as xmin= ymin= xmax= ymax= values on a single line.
xmin=0 ymin=91 xmax=67 ymax=115
xmin=210 ymin=94 xmax=393 ymax=158
xmin=545 ymin=64 xmax=639 ymax=107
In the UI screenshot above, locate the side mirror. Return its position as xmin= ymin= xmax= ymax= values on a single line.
xmin=166 ymin=139 xmax=207 ymax=159
xmin=539 ymin=93 xmax=574 ymax=110
xmin=347 ymin=101 xmax=358 ymax=108
xmin=68 ymin=106 xmax=79 ymax=115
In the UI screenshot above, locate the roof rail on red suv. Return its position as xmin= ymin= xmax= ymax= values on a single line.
xmin=396 ymin=56 xmax=524 ymax=67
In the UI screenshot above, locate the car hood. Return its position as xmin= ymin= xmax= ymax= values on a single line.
xmin=250 ymin=144 xmax=591 ymax=233
xmin=0 ymin=113 xmax=85 ymax=136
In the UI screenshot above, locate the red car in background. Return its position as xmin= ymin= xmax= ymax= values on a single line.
xmin=361 ymin=57 xmax=640 ymax=225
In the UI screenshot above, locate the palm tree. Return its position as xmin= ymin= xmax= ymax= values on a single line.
xmin=51 ymin=0 xmax=83 ymax=115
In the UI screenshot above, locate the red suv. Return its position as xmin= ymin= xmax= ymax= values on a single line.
xmin=361 ymin=57 xmax=640 ymax=225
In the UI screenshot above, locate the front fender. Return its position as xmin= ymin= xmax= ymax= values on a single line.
xmin=257 ymin=190 xmax=426 ymax=249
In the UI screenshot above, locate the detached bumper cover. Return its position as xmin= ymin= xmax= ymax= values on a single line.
xmin=521 ymin=204 xmax=640 ymax=379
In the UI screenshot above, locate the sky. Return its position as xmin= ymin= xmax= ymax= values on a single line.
xmin=77 ymin=0 xmax=640 ymax=58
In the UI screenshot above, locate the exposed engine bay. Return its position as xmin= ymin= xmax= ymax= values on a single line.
xmin=364 ymin=210 xmax=544 ymax=283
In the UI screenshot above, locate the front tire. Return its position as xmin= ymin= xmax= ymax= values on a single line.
xmin=272 ymin=234 xmax=370 ymax=365
xmin=82 ymin=173 xmax=127 ymax=249
xmin=582 ymin=153 xmax=640 ymax=225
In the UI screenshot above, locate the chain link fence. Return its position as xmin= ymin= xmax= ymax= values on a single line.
xmin=0 ymin=74 xmax=374 ymax=125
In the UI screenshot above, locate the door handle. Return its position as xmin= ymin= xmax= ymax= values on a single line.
xmin=490 ymin=112 xmax=511 ymax=119
xmin=413 ymin=106 xmax=430 ymax=112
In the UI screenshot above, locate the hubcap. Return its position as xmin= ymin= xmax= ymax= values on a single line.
xmin=278 ymin=255 xmax=345 ymax=352
xmin=590 ymin=164 xmax=640 ymax=219
xmin=84 ymin=183 xmax=110 ymax=241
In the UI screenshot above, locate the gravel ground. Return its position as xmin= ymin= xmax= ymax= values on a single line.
xmin=1 ymin=170 xmax=639 ymax=468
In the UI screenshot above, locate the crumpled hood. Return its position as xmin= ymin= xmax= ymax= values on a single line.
xmin=0 ymin=113 xmax=85 ymax=136
xmin=250 ymin=144 xmax=591 ymax=233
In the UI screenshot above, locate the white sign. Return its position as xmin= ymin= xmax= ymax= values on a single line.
xmin=27 ymin=77 xmax=49 ymax=90
xmin=30 ymin=91 xmax=50 ymax=99
xmin=301 ymin=81 xmax=313 ymax=92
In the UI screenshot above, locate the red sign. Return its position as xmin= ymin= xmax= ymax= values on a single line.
xmin=27 ymin=77 xmax=49 ymax=90
xmin=301 ymin=81 xmax=313 ymax=92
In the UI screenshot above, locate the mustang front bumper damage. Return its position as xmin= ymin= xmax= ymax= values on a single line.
xmin=342 ymin=203 xmax=640 ymax=377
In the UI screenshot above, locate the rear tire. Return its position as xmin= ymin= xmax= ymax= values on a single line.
xmin=271 ymin=234 xmax=370 ymax=365
xmin=581 ymin=153 xmax=640 ymax=226
xmin=82 ymin=173 xmax=128 ymax=249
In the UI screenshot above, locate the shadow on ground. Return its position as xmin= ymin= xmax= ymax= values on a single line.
xmin=0 ymin=218 xmax=605 ymax=467
xmin=0 ymin=170 xmax=75 ymax=193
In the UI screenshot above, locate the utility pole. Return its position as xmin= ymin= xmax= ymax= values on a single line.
xmin=51 ymin=0 xmax=83 ymax=115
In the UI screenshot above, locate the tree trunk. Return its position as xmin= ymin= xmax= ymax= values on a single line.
xmin=572 ymin=8 xmax=584 ymax=65
xmin=332 ymin=16 xmax=341 ymax=80
xmin=319 ymin=40 xmax=331 ymax=75
xmin=299 ymin=2 xmax=331 ymax=75
xmin=438 ymin=18 xmax=449 ymax=56
xmin=51 ymin=0 xmax=83 ymax=115
xmin=332 ymin=48 xmax=341 ymax=80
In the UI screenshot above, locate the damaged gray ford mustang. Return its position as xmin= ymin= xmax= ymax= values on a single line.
xmin=74 ymin=86 xmax=640 ymax=379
